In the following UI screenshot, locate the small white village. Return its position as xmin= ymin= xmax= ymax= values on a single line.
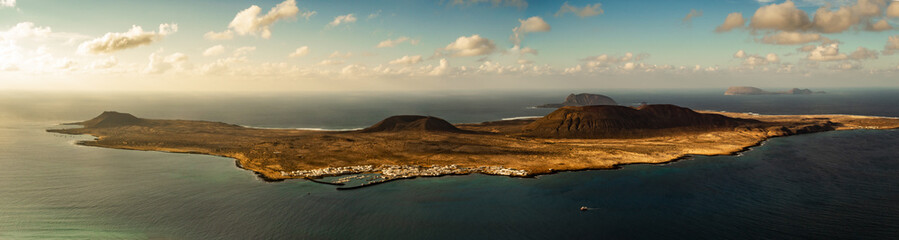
xmin=280 ymin=164 xmax=529 ymax=187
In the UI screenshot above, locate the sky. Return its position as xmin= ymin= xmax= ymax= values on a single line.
xmin=1 ymin=0 xmax=899 ymax=92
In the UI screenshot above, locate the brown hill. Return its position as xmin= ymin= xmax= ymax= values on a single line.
xmin=562 ymin=93 xmax=617 ymax=106
xmin=724 ymin=86 xmax=768 ymax=95
xmin=77 ymin=111 xmax=144 ymax=128
xmin=523 ymin=104 xmax=759 ymax=138
xmin=536 ymin=93 xmax=617 ymax=108
xmin=361 ymin=115 xmax=465 ymax=133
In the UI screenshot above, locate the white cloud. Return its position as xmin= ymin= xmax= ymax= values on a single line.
xmin=884 ymin=35 xmax=899 ymax=55
xmin=289 ymin=46 xmax=309 ymax=58
xmin=429 ymin=58 xmax=451 ymax=76
xmin=1 ymin=22 xmax=89 ymax=50
xmin=511 ymin=16 xmax=550 ymax=46
xmin=746 ymin=0 xmax=889 ymax=34
xmin=683 ymin=9 xmax=703 ymax=23
xmin=581 ymin=52 xmax=646 ymax=66
xmin=206 ymin=0 xmax=310 ymax=39
xmin=0 ymin=22 xmax=52 ymax=40
xmin=203 ymin=45 xmax=225 ymax=56
xmin=699 ymin=65 xmax=719 ymax=72
xmin=716 ymin=12 xmax=746 ymax=32
xmin=810 ymin=0 xmax=888 ymax=33
xmin=441 ymin=34 xmax=497 ymax=57
xmin=514 ymin=16 xmax=551 ymax=33
xmin=389 ymin=55 xmax=422 ymax=65
xmin=0 ymin=63 xmax=18 ymax=71
xmin=811 ymin=5 xmax=856 ymax=33
xmin=377 ymin=36 xmax=418 ymax=48
xmin=510 ymin=46 xmax=538 ymax=55
xmin=849 ymin=46 xmax=879 ymax=60
xmin=90 ymin=56 xmax=118 ymax=69
xmin=789 ymin=0 xmax=859 ymax=7
xmin=297 ymin=9 xmax=317 ymax=20
xmin=798 ymin=44 xmax=818 ymax=52
xmin=478 ymin=61 xmax=516 ymax=73
xmin=759 ymin=31 xmax=822 ymax=44
xmin=563 ymin=64 xmax=583 ymax=74
xmin=449 ymin=0 xmax=528 ymax=9
xmin=807 ymin=43 xmax=848 ymax=61
xmin=572 ymin=52 xmax=655 ymax=73
xmin=836 ymin=61 xmax=862 ymax=70
xmin=889 ymin=1 xmax=899 ymax=17
xmin=0 ymin=25 xmax=94 ymax=73
xmin=200 ymin=48 xmax=254 ymax=75
xmin=328 ymin=14 xmax=357 ymax=27
xmin=522 ymin=47 xmax=538 ymax=55
xmin=144 ymin=51 xmax=190 ymax=74
xmin=867 ymin=19 xmax=892 ymax=31
xmin=233 ymin=46 xmax=256 ymax=57
xmin=340 ymin=64 xmax=367 ymax=76
xmin=766 ymin=53 xmax=780 ymax=62
xmin=329 ymin=51 xmax=353 ymax=58
xmin=750 ymin=0 xmax=812 ymax=31
xmin=54 ymin=58 xmax=76 ymax=70
xmin=200 ymin=61 xmax=228 ymax=75
xmin=204 ymin=31 xmax=234 ymax=40
xmin=317 ymin=59 xmax=345 ymax=66
xmin=368 ymin=10 xmax=381 ymax=20
xmin=874 ymin=24 xmax=894 ymax=35
xmin=555 ymin=2 xmax=603 ymax=18
xmin=735 ymin=50 xmax=779 ymax=66
xmin=0 ymin=0 xmax=14 ymax=8
xmin=0 ymin=43 xmax=77 ymax=73
xmin=78 ymin=24 xmax=177 ymax=54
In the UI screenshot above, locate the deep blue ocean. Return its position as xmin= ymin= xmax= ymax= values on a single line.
xmin=0 ymin=89 xmax=897 ymax=239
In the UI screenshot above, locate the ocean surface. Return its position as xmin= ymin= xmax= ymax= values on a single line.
xmin=0 ymin=89 xmax=897 ymax=239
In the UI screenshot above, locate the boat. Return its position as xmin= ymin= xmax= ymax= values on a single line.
xmin=580 ymin=206 xmax=588 ymax=211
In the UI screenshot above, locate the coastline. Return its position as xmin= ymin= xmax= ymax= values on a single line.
xmin=57 ymin=128 xmax=896 ymax=189
xmin=48 ymin=110 xmax=899 ymax=189
xmin=58 ymin=128 xmax=822 ymax=188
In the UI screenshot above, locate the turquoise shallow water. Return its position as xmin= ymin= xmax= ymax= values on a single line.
xmin=0 ymin=90 xmax=897 ymax=239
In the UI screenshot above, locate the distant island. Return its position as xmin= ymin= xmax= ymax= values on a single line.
xmin=536 ymin=93 xmax=617 ymax=108
xmin=48 ymin=105 xmax=899 ymax=189
xmin=725 ymin=86 xmax=826 ymax=95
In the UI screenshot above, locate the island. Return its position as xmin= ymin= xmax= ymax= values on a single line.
xmin=536 ymin=93 xmax=617 ymax=108
xmin=48 ymin=105 xmax=899 ymax=189
xmin=725 ymin=86 xmax=826 ymax=95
